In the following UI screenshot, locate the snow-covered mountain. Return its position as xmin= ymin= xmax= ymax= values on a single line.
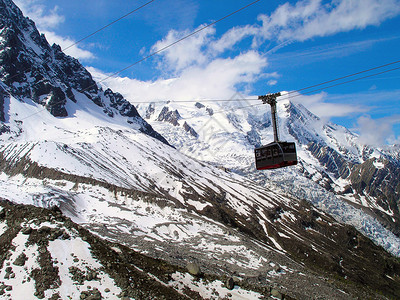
xmin=0 ymin=0 xmax=167 ymax=145
xmin=1 ymin=0 xmax=400 ymax=298
xmin=132 ymin=94 xmax=400 ymax=239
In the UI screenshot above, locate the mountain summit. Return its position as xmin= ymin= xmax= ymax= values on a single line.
xmin=135 ymin=94 xmax=400 ymax=237
xmin=0 ymin=0 xmax=168 ymax=144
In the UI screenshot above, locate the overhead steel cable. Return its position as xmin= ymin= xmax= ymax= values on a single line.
xmin=13 ymin=0 xmax=263 ymax=121
xmin=176 ymin=64 xmax=400 ymax=120
xmin=62 ymin=0 xmax=156 ymax=53
xmin=13 ymin=58 xmax=400 ymax=121
xmin=125 ymin=60 xmax=400 ymax=105
xmin=9 ymin=64 xmax=399 ymax=142
xmin=129 ymin=59 xmax=400 ymax=104
xmin=2 ymin=0 xmax=399 ymax=120
xmin=2 ymin=0 xmax=156 ymax=84
xmin=279 ymin=65 xmax=400 ymax=102
xmin=94 ymin=0 xmax=263 ymax=86
xmin=130 ymin=98 xmax=259 ymax=104
xmin=285 ymin=59 xmax=400 ymax=97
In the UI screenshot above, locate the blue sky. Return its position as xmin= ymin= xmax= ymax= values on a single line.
xmin=14 ymin=0 xmax=400 ymax=145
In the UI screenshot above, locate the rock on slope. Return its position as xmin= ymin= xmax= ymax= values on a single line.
xmin=1 ymin=200 xmax=285 ymax=299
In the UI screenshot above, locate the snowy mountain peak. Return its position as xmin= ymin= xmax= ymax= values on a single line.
xmin=131 ymin=92 xmax=400 ymax=244
xmin=0 ymin=0 xmax=168 ymax=144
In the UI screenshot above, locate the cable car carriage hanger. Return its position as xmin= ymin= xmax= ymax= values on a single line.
xmin=255 ymin=92 xmax=298 ymax=170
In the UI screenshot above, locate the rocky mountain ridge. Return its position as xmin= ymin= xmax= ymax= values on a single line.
xmin=0 ymin=0 xmax=168 ymax=144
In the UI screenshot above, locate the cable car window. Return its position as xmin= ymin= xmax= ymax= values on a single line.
xmin=273 ymin=149 xmax=278 ymax=157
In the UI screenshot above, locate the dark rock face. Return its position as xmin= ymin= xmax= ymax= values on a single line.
xmin=144 ymin=103 xmax=155 ymax=119
xmin=0 ymin=0 xmax=169 ymax=145
xmin=305 ymin=138 xmax=400 ymax=234
xmin=0 ymin=201 xmax=190 ymax=300
xmin=104 ymin=88 xmax=140 ymax=119
xmin=0 ymin=90 xmax=6 ymax=122
xmin=157 ymin=107 xmax=181 ymax=126
xmin=183 ymin=121 xmax=198 ymax=137
xmin=308 ymin=141 xmax=353 ymax=180
xmin=195 ymin=102 xmax=205 ymax=109
xmin=282 ymin=101 xmax=400 ymax=236
xmin=347 ymin=157 xmax=400 ymax=234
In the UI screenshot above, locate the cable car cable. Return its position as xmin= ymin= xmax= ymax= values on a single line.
xmin=94 ymin=0 xmax=262 ymax=86
xmin=8 ymin=64 xmax=399 ymax=142
xmin=62 ymin=0 xmax=156 ymax=53
xmin=278 ymin=65 xmax=400 ymax=102
xmin=129 ymin=59 xmax=400 ymax=104
xmin=285 ymin=59 xmax=400 ymax=97
xmin=12 ymin=0 xmax=263 ymax=121
xmin=2 ymin=0 xmax=156 ymax=85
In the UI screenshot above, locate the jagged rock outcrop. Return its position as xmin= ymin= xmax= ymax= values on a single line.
xmin=0 ymin=0 xmax=169 ymax=144
xmin=308 ymin=142 xmax=353 ymax=178
xmin=277 ymin=100 xmax=400 ymax=235
xmin=195 ymin=102 xmax=205 ymax=109
xmin=156 ymin=106 xmax=181 ymax=126
xmin=183 ymin=121 xmax=198 ymax=137
xmin=144 ymin=103 xmax=155 ymax=119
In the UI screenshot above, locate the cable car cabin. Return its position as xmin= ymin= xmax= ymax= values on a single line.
xmin=255 ymin=141 xmax=297 ymax=170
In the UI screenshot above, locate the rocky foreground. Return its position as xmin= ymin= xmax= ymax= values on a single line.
xmin=0 ymin=200 xmax=295 ymax=299
xmin=0 ymin=200 xmax=399 ymax=299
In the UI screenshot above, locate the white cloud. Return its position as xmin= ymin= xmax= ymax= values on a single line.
xmin=269 ymin=37 xmax=395 ymax=66
xmin=289 ymin=92 xmax=369 ymax=119
xmin=357 ymin=115 xmax=400 ymax=146
xmin=14 ymin=0 xmax=64 ymax=29
xmin=267 ymin=80 xmax=278 ymax=86
xmin=202 ymin=0 xmax=400 ymax=50
xmin=14 ymin=0 xmax=95 ymax=61
xmin=149 ymin=0 xmax=400 ymax=75
xmin=42 ymin=31 xmax=95 ymax=61
xmin=89 ymin=50 xmax=267 ymax=102
xmin=258 ymin=0 xmax=400 ymax=42
xmin=211 ymin=25 xmax=258 ymax=54
xmin=151 ymin=26 xmax=216 ymax=72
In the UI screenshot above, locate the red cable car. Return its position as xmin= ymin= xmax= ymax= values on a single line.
xmin=255 ymin=93 xmax=298 ymax=170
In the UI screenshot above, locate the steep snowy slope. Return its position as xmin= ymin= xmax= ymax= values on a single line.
xmin=1 ymin=0 xmax=400 ymax=298
xmin=0 ymin=0 xmax=167 ymax=145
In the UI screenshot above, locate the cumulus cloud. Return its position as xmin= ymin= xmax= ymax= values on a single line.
xmin=89 ymin=50 xmax=267 ymax=102
xmin=14 ymin=0 xmax=95 ymax=61
xmin=14 ymin=0 xmax=65 ymax=29
xmin=290 ymin=92 xmax=369 ymax=119
xmin=152 ymin=26 xmax=216 ymax=72
xmin=357 ymin=115 xmax=400 ymax=146
xmin=202 ymin=0 xmax=400 ymax=51
xmin=258 ymin=0 xmax=400 ymax=42
xmin=145 ymin=0 xmax=400 ymax=99
xmin=210 ymin=25 xmax=259 ymax=54
xmin=41 ymin=31 xmax=95 ymax=61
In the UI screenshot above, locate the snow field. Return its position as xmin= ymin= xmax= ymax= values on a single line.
xmin=0 ymin=232 xmax=39 ymax=299
xmin=169 ymin=272 xmax=264 ymax=300
xmin=47 ymin=237 xmax=122 ymax=300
